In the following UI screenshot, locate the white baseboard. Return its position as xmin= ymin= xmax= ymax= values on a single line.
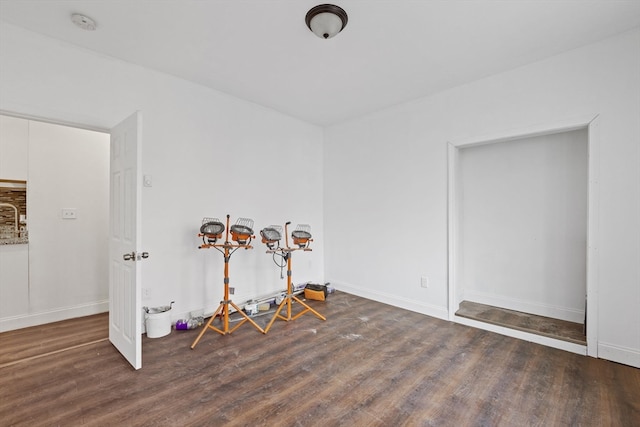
xmin=0 ymin=300 xmax=109 ymax=332
xmin=598 ymin=341 xmax=640 ymax=368
xmin=454 ymin=315 xmax=587 ymax=356
xmin=463 ymin=290 xmax=585 ymax=323
xmin=331 ymin=280 xmax=449 ymax=321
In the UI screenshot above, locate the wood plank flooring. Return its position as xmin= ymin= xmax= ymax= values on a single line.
xmin=0 ymin=312 xmax=108 ymax=367
xmin=1 ymin=292 xmax=638 ymax=426
xmin=456 ymin=301 xmax=586 ymax=345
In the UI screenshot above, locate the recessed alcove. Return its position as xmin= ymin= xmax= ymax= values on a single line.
xmin=448 ymin=116 xmax=599 ymax=355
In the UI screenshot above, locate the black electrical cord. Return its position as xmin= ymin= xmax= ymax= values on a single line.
xmin=272 ymin=251 xmax=286 ymax=268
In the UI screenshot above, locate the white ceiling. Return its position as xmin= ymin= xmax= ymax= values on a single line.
xmin=1 ymin=1 xmax=640 ymax=126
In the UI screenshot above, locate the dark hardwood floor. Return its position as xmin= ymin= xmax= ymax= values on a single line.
xmin=0 ymin=312 xmax=108 ymax=367
xmin=456 ymin=300 xmax=586 ymax=345
xmin=1 ymin=292 xmax=638 ymax=426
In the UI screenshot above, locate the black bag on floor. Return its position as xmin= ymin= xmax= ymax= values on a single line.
xmin=304 ymin=284 xmax=328 ymax=301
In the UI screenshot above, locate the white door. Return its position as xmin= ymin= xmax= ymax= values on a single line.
xmin=109 ymin=112 xmax=142 ymax=369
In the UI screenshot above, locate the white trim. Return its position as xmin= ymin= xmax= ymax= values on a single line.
xmin=447 ymin=142 xmax=459 ymax=320
xmin=447 ymin=114 xmax=600 ymax=355
xmin=332 ymin=280 xmax=449 ymax=321
xmin=463 ymin=290 xmax=585 ymax=323
xmin=598 ymin=341 xmax=640 ymax=369
xmin=0 ymin=300 xmax=108 ymax=332
xmin=585 ymin=115 xmax=600 ymax=357
xmin=0 ymin=109 xmax=109 ymax=134
xmin=448 ymin=116 xmax=596 ymax=149
xmin=454 ymin=315 xmax=587 ymax=356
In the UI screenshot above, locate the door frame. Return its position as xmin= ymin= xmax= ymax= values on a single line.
xmin=0 ymin=109 xmax=143 ymax=365
xmin=447 ymin=114 xmax=600 ymax=358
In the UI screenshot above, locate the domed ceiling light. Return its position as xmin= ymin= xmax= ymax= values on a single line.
xmin=305 ymin=4 xmax=348 ymax=39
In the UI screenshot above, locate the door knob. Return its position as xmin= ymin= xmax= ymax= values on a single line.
xmin=123 ymin=252 xmax=135 ymax=261
xmin=138 ymin=252 xmax=149 ymax=260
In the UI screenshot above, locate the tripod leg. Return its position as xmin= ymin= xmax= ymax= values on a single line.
xmin=191 ymin=302 xmax=225 ymax=349
xmin=292 ymin=295 xmax=326 ymax=321
xmin=229 ymin=301 xmax=265 ymax=334
xmin=264 ymin=297 xmax=290 ymax=333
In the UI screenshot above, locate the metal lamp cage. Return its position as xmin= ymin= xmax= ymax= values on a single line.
xmin=230 ymin=217 xmax=254 ymax=244
xmin=291 ymin=224 xmax=312 ymax=248
xmin=200 ymin=217 xmax=225 ymax=244
xmin=260 ymin=225 xmax=283 ymax=249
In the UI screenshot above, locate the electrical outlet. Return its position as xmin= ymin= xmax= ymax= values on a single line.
xmin=142 ymin=288 xmax=151 ymax=299
xmin=421 ymin=276 xmax=429 ymax=288
xmin=61 ymin=208 xmax=77 ymax=219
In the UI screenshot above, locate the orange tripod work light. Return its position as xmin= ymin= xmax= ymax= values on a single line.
xmin=191 ymin=215 xmax=265 ymax=349
xmin=260 ymin=222 xmax=326 ymax=333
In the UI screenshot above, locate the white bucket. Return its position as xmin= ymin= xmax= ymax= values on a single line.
xmin=145 ymin=305 xmax=172 ymax=338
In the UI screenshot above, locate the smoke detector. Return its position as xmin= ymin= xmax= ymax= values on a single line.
xmin=71 ymin=13 xmax=97 ymax=31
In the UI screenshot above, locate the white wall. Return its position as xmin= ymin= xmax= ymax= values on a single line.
xmin=324 ymin=28 xmax=640 ymax=367
xmin=459 ymin=129 xmax=588 ymax=323
xmin=0 ymin=244 xmax=29 ymax=319
xmin=0 ymin=115 xmax=28 ymax=180
xmin=0 ymin=23 xmax=324 ymax=324
xmin=28 ymin=121 xmax=110 ymax=313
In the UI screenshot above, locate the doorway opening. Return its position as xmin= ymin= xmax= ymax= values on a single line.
xmin=448 ymin=116 xmax=600 ymax=357
xmin=0 ymin=110 xmax=142 ymax=369
xmin=0 ymin=113 xmax=110 ymax=332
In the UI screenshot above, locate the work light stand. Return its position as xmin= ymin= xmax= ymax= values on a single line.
xmin=264 ymin=222 xmax=325 ymax=333
xmin=191 ymin=215 xmax=265 ymax=349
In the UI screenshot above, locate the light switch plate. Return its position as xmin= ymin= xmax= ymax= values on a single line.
xmin=421 ymin=276 xmax=429 ymax=288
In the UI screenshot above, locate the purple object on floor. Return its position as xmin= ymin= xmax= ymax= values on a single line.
xmin=175 ymin=319 xmax=189 ymax=330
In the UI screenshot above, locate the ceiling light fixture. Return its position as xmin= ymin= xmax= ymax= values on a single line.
xmin=71 ymin=13 xmax=97 ymax=31
xmin=305 ymin=4 xmax=348 ymax=39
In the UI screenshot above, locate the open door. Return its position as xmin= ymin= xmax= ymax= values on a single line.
xmin=109 ymin=112 xmax=142 ymax=369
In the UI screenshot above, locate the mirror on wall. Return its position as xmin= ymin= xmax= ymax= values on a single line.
xmin=0 ymin=179 xmax=27 ymax=242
